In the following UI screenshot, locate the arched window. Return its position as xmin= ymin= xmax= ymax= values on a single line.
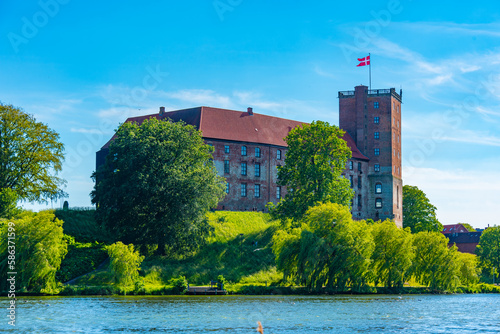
xmin=375 ymin=183 xmax=382 ymax=194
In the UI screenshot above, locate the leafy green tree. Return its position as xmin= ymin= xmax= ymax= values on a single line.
xmin=411 ymin=231 xmax=460 ymax=291
xmin=456 ymin=252 xmax=480 ymax=286
xmin=403 ymin=185 xmax=442 ymax=233
xmin=0 ymin=211 xmax=68 ymax=293
xmin=371 ymin=220 xmax=414 ymax=288
xmin=273 ymin=203 xmax=373 ymax=292
xmin=92 ymin=118 xmax=226 ymax=256
xmin=0 ymin=104 xmax=66 ymax=207
xmin=0 ymin=188 xmax=21 ymax=219
xmin=271 ymin=121 xmax=353 ymax=223
xmin=108 ymin=242 xmax=144 ymax=286
xmin=461 ymin=223 xmax=476 ymax=232
xmin=476 ymin=226 xmax=500 ymax=283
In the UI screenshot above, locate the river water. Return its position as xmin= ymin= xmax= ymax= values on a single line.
xmin=1 ymin=294 xmax=499 ymax=333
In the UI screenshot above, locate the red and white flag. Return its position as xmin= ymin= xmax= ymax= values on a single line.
xmin=357 ymin=55 xmax=370 ymax=67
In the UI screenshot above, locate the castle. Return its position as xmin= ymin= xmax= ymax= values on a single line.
xmin=96 ymin=85 xmax=403 ymax=227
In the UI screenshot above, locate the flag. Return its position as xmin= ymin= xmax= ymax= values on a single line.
xmin=357 ymin=55 xmax=370 ymax=67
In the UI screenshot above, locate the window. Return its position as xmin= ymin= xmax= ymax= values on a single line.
xmin=349 ymin=161 xmax=353 ymax=170
xmin=241 ymin=162 xmax=247 ymax=176
xmin=277 ymin=186 xmax=281 ymax=199
xmin=254 ymin=184 xmax=260 ymax=198
xmin=357 ymin=176 xmax=362 ymax=189
xmin=358 ymin=162 xmax=362 ymax=171
xmin=255 ymin=147 xmax=261 ymax=158
xmin=374 ymin=132 xmax=379 ymax=139
xmin=225 ymin=182 xmax=229 ymax=194
xmin=358 ymin=194 xmax=362 ymax=208
xmin=375 ymin=198 xmax=382 ymax=208
xmin=255 ymin=163 xmax=260 ymax=177
xmin=349 ymin=175 xmax=353 ymax=188
xmin=374 ymin=164 xmax=380 ymax=172
xmin=374 ymin=148 xmax=380 ymax=156
xmin=374 ymin=117 xmax=380 ymax=124
xmin=277 ymin=149 xmax=282 ymax=160
xmin=241 ymin=183 xmax=247 ymax=197
xmin=375 ymin=183 xmax=382 ymax=194
xmin=397 ymin=186 xmax=400 ymax=209
xmin=374 ymin=102 xmax=379 ymax=108
xmin=224 ymin=160 xmax=230 ymax=174
xmin=241 ymin=146 xmax=247 ymax=156
xmin=224 ymin=145 xmax=230 ymax=154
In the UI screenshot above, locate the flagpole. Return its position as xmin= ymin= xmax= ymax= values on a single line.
xmin=369 ymin=53 xmax=371 ymax=90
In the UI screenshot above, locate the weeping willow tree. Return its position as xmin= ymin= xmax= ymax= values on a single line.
xmin=0 ymin=211 xmax=68 ymax=293
xmin=272 ymin=202 xmax=374 ymax=292
xmin=411 ymin=231 xmax=461 ymax=291
xmin=371 ymin=220 xmax=414 ymax=288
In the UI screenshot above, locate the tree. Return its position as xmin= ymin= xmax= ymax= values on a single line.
xmin=371 ymin=220 xmax=414 ymax=288
xmin=476 ymin=226 xmax=500 ymax=283
xmin=411 ymin=231 xmax=461 ymax=291
xmin=108 ymin=242 xmax=144 ymax=286
xmin=456 ymin=252 xmax=480 ymax=286
xmin=271 ymin=121 xmax=353 ymax=223
xmin=0 ymin=211 xmax=68 ymax=293
xmin=91 ymin=118 xmax=226 ymax=256
xmin=0 ymin=104 xmax=66 ymax=207
xmin=273 ymin=203 xmax=374 ymax=292
xmin=402 ymin=185 xmax=442 ymax=233
xmin=461 ymin=223 xmax=476 ymax=232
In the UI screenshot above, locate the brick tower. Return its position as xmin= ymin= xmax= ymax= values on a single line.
xmin=338 ymin=85 xmax=403 ymax=227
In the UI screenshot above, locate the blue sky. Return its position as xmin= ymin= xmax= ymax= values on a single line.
xmin=1 ymin=0 xmax=500 ymax=228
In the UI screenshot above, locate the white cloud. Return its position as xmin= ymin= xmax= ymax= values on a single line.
xmin=404 ymin=167 xmax=500 ymax=228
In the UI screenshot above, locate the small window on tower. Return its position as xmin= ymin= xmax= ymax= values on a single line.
xmin=374 ymin=117 xmax=380 ymax=124
xmin=374 ymin=164 xmax=380 ymax=172
xmin=374 ymin=102 xmax=379 ymax=109
xmin=374 ymin=132 xmax=380 ymax=139
xmin=277 ymin=149 xmax=282 ymax=160
xmin=375 ymin=198 xmax=382 ymax=208
xmin=225 ymin=182 xmax=230 ymax=194
xmin=374 ymin=148 xmax=380 ymax=156
xmin=349 ymin=161 xmax=353 ymax=170
xmin=375 ymin=183 xmax=382 ymax=194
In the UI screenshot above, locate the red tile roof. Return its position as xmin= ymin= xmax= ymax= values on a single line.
xmin=101 ymin=107 xmax=369 ymax=161
xmin=442 ymin=224 xmax=469 ymax=234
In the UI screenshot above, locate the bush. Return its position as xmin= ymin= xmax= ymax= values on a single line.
xmin=168 ymin=276 xmax=188 ymax=294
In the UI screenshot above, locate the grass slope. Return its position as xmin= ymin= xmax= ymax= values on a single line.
xmin=54 ymin=208 xmax=111 ymax=243
xmin=142 ymin=211 xmax=280 ymax=285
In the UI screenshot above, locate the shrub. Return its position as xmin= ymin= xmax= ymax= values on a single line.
xmin=107 ymin=242 xmax=144 ymax=286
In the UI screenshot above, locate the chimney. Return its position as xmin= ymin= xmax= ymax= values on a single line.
xmin=159 ymin=106 xmax=165 ymax=116
xmin=247 ymin=107 xmax=253 ymax=116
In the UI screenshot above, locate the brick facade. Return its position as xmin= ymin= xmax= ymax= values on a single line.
xmin=339 ymin=85 xmax=403 ymax=227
